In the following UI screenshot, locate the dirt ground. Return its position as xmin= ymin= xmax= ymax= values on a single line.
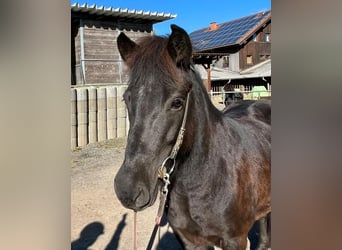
xmin=71 ymin=138 xmax=184 ymax=250
xmin=71 ymin=100 xmax=266 ymax=250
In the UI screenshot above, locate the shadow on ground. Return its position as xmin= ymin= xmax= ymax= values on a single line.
xmin=71 ymin=213 xmax=127 ymax=250
xmin=71 ymin=221 xmax=105 ymax=250
xmin=71 ymin=213 xmax=265 ymax=250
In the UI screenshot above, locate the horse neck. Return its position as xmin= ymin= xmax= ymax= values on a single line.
xmin=181 ymin=72 xmax=222 ymax=160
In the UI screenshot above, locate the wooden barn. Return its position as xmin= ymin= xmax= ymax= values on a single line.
xmin=71 ymin=3 xmax=176 ymax=85
xmin=189 ymin=10 xmax=271 ymax=92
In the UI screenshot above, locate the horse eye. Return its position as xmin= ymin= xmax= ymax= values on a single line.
xmin=171 ymin=98 xmax=184 ymax=111
xmin=123 ymin=91 xmax=131 ymax=104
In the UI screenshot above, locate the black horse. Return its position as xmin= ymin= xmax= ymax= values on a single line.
xmin=114 ymin=25 xmax=271 ymax=250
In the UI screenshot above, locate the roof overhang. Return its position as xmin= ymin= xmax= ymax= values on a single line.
xmin=195 ymin=59 xmax=271 ymax=81
xmin=192 ymin=52 xmax=231 ymax=65
xmin=71 ymin=3 xmax=176 ymax=23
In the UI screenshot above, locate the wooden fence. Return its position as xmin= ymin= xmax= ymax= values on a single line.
xmin=71 ymin=86 xmax=128 ymax=149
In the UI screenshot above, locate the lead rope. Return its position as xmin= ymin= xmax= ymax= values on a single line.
xmin=133 ymin=211 xmax=137 ymax=250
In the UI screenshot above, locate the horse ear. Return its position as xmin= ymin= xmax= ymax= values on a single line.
xmin=167 ymin=24 xmax=193 ymax=70
xmin=117 ymin=32 xmax=138 ymax=63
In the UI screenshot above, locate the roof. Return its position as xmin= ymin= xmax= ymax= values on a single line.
xmin=195 ymin=59 xmax=271 ymax=81
xmin=190 ymin=10 xmax=271 ymax=52
xmin=71 ymin=3 xmax=176 ymax=23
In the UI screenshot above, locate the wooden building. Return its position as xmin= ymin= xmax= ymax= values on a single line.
xmin=189 ymin=10 xmax=271 ymax=91
xmin=71 ymin=3 xmax=176 ymax=85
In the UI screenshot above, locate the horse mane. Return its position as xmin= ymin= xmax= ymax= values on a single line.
xmin=126 ymin=36 xmax=187 ymax=91
xmin=123 ymin=32 xmax=224 ymax=123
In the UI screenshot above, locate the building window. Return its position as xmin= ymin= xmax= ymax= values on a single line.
xmin=222 ymin=56 xmax=229 ymax=68
xmin=260 ymin=54 xmax=265 ymax=60
xmin=265 ymin=33 xmax=270 ymax=42
xmin=247 ymin=55 xmax=253 ymax=64
xmin=253 ymin=33 xmax=257 ymax=42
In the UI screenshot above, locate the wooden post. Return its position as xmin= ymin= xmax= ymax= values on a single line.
xmin=107 ymin=87 xmax=117 ymax=139
xmin=97 ymin=87 xmax=107 ymax=141
xmin=76 ymin=88 xmax=88 ymax=147
xmin=201 ymin=63 xmax=211 ymax=92
xmin=117 ymin=86 xmax=127 ymax=137
xmin=71 ymin=89 xmax=77 ymax=149
xmin=88 ymin=87 xmax=97 ymax=143
xmin=206 ymin=66 xmax=211 ymax=92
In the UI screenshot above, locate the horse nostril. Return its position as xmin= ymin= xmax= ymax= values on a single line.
xmin=134 ymin=185 xmax=150 ymax=209
xmin=134 ymin=188 xmax=142 ymax=202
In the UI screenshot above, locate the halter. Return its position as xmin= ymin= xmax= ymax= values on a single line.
xmin=155 ymin=90 xmax=191 ymax=225
xmin=133 ymin=91 xmax=191 ymax=250
xmin=137 ymin=70 xmax=194 ymax=250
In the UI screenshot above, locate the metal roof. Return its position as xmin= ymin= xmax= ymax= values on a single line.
xmin=195 ymin=59 xmax=271 ymax=81
xmin=190 ymin=10 xmax=271 ymax=52
xmin=71 ymin=3 xmax=176 ymax=22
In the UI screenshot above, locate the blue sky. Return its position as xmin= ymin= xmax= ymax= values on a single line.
xmin=72 ymin=1 xmax=271 ymax=35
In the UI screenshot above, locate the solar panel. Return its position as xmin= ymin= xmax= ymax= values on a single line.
xmin=190 ymin=10 xmax=271 ymax=51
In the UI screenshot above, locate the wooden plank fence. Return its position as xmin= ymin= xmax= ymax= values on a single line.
xmin=71 ymin=86 xmax=128 ymax=149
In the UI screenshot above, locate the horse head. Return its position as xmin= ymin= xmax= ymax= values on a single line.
xmin=114 ymin=25 xmax=193 ymax=211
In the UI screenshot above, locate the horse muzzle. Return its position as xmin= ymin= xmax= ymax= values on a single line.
xmin=114 ymin=169 xmax=155 ymax=211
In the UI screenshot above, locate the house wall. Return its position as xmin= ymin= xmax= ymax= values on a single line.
xmin=210 ymin=21 xmax=270 ymax=73
xmin=72 ymin=18 xmax=153 ymax=85
xmin=229 ymin=52 xmax=240 ymax=72
xmin=239 ymin=21 xmax=271 ymax=71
